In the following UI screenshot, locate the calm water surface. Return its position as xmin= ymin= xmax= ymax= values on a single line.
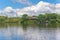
xmin=0 ymin=24 xmax=60 ymax=40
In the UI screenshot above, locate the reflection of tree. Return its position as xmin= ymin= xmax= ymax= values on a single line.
xmin=22 ymin=25 xmax=27 ymax=31
xmin=21 ymin=14 xmax=28 ymax=38
xmin=22 ymin=24 xmax=28 ymax=40
xmin=0 ymin=23 xmax=8 ymax=28
xmin=7 ymin=23 xmax=19 ymax=27
xmin=39 ymin=28 xmax=56 ymax=40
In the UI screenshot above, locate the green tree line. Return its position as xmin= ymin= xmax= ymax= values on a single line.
xmin=0 ymin=13 xmax=60 ymax=27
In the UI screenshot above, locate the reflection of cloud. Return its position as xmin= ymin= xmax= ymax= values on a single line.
xmin=17 ymin=27 xmax=24 ymax=35
xmin=0 ymin=29 xmax=11 ymax=40
xmin=56 ymin=28 xmax=60 ymax=40
xmin=24 ymin=28 xmax=56 ymax=40
xmin=4 ymin=31 xmax=11 ymax=37
xmin=0 ymin=27 xmax=57 ymax=40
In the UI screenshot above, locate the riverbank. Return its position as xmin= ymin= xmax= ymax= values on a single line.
xmin=0 ymin=13 xmax=60 ymax=28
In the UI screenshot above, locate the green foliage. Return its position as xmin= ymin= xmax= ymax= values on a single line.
xmin=0 ymin=13 xmax=60 ymax=28
xmin=21 ymin=14 xmax=29 ymax=26
xmin=22 ymin=14 xmax=28 ymax=20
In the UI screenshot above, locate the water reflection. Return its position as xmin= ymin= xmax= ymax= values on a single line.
xmin=0 ymin=23 xmax=59 ymax=40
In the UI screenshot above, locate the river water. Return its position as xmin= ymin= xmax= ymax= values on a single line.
xmin=0 ymin=24 xmax=60 ymax=40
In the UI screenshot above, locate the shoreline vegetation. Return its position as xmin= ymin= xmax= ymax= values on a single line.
xmin=0 ymin=13 xmax=60 ymax=28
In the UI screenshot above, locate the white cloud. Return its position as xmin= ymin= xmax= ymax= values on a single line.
xmin=12 ymin=0 xmax=32 ymax=5
xmin=2 ymin=7 xmax=18 ymax=17
xmin=0 ymin=1 xmax=60 ymax=17
xmin=55 ymin=4 xmax=60 ymax=14
xmin=17 ymin=1 xmax=56 ymax=16
xmin=4 ymin=7 xmax=13 ymax=12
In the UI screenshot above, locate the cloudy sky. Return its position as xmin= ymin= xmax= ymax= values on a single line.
xmin=0 ymin=0 xmax=60 ymax=17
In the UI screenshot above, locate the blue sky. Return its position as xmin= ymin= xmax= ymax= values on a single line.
xmin=0 ymin=0 xmax=60 ymax=9
xmin=0 ymin=0 xmax=60 ymax=17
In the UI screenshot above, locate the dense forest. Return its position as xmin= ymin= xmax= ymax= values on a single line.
xmin=0 ymin=13 xmax=60 ymax=27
